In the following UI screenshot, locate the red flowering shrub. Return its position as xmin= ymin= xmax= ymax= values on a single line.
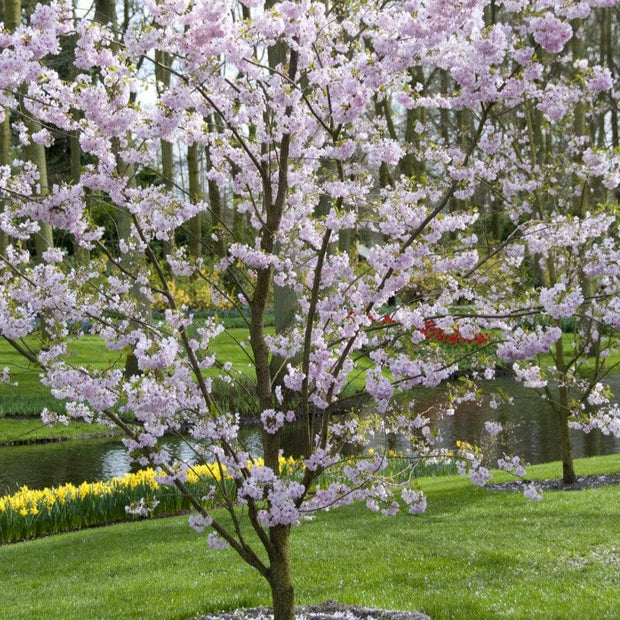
xmin=421 ymin=319 xmax=490 ymax=347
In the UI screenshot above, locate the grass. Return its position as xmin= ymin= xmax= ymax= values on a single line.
xmin=0 ymin=354 xmax=59 ymax=417
xmin=538 ymin=332 xmax=620 ymax=370
xmin=1 ymin=454 xmax=618 ymax=620
xmin=0 ymin=335 xmax=125 ymax=417
xmin=0 ymin=328 xmax=259 ymax=415
xmin=0 ymin=335 xmax=126 ymax=443
xmin=0 ymin=328 xmax=262 ymax=442
xmin=0 ymin=417 xmax=119 ymax=446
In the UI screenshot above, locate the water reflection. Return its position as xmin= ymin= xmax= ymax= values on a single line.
xmin=1 ymin=377 xmax=618 ymax=495
xmin=434 ymin=376 xmax=620 ymax=466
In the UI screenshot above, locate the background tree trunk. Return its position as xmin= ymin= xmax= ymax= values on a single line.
xmin=23 ymin=115 xmax=54 ymax=255
xmin=94 ymin=0 xmax=116 ymax=24
xmin=8 ymin=0 xmax=54 ymax=255
xmin=0 ymin=0 xmax=12 ymax=256
xmin=187 ymin=143 xmax=202 ymax=261
xmin=205 ymin=115 xmax=226 ymax=258
xmin=550 ymin=278 xmax=578 ymax=484
xmin=155 ymin=49 xmax=176 ymax=258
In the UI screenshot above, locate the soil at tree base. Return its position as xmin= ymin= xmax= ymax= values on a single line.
xmin=193 ymin=601 xmax=431 ymax=620
xmin=487 ymin=473 xmax=620 ymax=492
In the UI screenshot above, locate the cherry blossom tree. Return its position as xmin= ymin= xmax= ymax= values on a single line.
xmin=1 ymin=1 xmax=619 ymax=617
xmin=471 ymin=0 xmax=620 ymax=483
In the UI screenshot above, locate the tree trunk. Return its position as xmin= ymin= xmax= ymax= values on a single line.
xmin=187 ymin=143 xmax=202 ymax=260
xmin=251 ymin=266 xmax=295 ymax=618
xmin=571 ymin=29 xmax=599 ymax=358
xmin=93 ymin=0 xmax=148 ymax=378
xmin=0 ymin=103 xmax=10 ymax=258
xmin=554 ymin=338 xmax=577 ymax=484
xmin=206 ymin=146 xmax=225 ymax=257
xmin=115 ymin=155 xmax=150 ymax=379
xmin=11 ymin=0 xmax=53 ymax=256
xmin=204 ymin=117 xmax=226 ymax=258
xmin=94 ymin=0 xmax=116 ymax=24
xmin=603 ymin=9 xmax=618 ymax=148
xmin=23 ymin=116 xmax=54 ymax=255
xmin=557 ymin=386 xmax=577 ymax=484
xmin=71 ymin=119 xmax=90 ymax=264
xmin=267 ymin=525 xmax=295 ymax=620
xmin=250 ymin=37 xmax=299 ymax=620
xmin=161 ymin=138 xmax=176 ymax=257
xmin=155 ymin=49 xmax=175 ymax=258
xmin=0 ymin=0 xmax=10 ymax=255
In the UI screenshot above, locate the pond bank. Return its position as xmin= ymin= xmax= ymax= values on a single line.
xmin=0 ymin=415 xmax=121 ymax=447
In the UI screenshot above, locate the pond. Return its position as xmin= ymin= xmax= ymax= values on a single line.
xmin=1 ymin=376 xmax=618 ymax=495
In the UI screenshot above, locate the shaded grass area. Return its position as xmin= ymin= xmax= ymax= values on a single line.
xmin=1 ymin=455 xmax=618 ymax=620
xmin=0 ymin=326 xmax=367 ymax=442
xmin=0 ymin=335 xmax=125 ymax=417
xmin=0 ymin=329 xmax=262 ymax=442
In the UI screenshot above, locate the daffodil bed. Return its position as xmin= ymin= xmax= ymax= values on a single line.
xmin=0 ymin=455 xmax=296 ymax=545
xmin=0 ymin=467 xmax=196 ymax=544
xmin=0 ymin=452 xmax=428 ymax=545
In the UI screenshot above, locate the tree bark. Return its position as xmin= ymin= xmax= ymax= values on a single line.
xmin=602 ymin=9 xmax=618 ymax=148
xmin=553 ymin=336 xmax=577 ymax=484
xmin=0 ymin=0 xmax=12 ymax=256
xmin=94 ymin=0 xmax=116 ymax=25
xmin=187 ymin=143 xmax=202 ymax=260
xmin=205 ymin=114 xmax=226 ymax=258
xmin=267 ymin=525 xmax=295 ymax=620
xmin=247 ymin=39 xmax=299 ymax=620
xmin=557 ymin=387 xmax=577 ymax=484
xmin=70 ymin=118 xmax=90 ymax=264
xmin=155 ymin=49 xmax=176 ymax=258
xmin=266 ymin=20 xmax=301 ymax=393
xmin=571 ymin=27 xmax=599 ymax=358
xmin=524 ymin=96 xmax=578 ymax=484
xmin=23 ymin=116 xmax=54 ymax=255
xmin=0 ymin=97 xmax=10 ymax=258
xmin=8 ymin=0 xmax=54 ymax=255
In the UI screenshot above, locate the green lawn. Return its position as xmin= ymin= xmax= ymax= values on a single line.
xmin=0 ymin=335 xmax=125 ymax=416
xmin=0 ymin=325 xmax=359 ymax=442
xmin=1 ymin=455 xmax=618 ymax=620
xmin=0 ymin=329 xmax=259 ymax=415
xmin=0 ymin=416 xmax=121 ymax=445
xmin=538 ymin=332 xmax=620 ymax=371
xmin=0 ymin=349 xmax=58 ymax=416
xmin=0 ymin=335 xmax=128 ymax=442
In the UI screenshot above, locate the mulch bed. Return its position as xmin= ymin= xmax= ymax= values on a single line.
xmin=194 ymin=601 xmax=431 ymax=620
xmin=488 ymin=472 xmax=620 ymax=492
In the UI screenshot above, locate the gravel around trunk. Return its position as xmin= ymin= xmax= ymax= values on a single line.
xmin=194 ymin=601 xmax=431 ymax=620
xmin=488 ymin=472 xmax=620 ymax=492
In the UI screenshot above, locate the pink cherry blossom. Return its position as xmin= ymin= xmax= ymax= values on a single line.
xmin=530 ymin=14 xmax=572 ymax=53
